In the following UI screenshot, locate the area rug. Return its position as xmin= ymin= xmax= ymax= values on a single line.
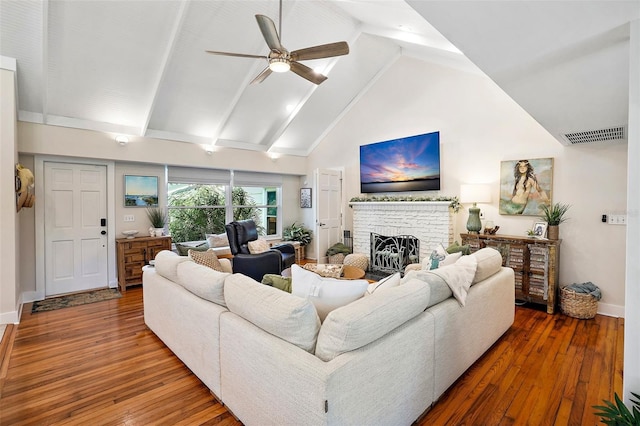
xmin=31 ymin=288 xmax=122 ymax=313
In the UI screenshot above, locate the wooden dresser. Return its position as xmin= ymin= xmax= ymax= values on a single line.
xmin=460 ymin=233 xmax=561 ymax=314
xmin=116 ymin=236 xmax=172 ymax=291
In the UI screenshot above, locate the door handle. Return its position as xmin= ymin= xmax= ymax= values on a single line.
xmin=318 ymin=222 xmax=326 ymax=227
xmin=101 ymin=230 xmax=107 ymax=235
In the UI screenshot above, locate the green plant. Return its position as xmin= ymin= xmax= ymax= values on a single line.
xmin=283 ymin=222 xmax=312 ymax=247
xmin=593 ymin=392 xmax=640 ymax=425
xmin=146 ymin=207 xmax=167 ymax=228
xmin=539 ymin=202 xmax=571 ymax=225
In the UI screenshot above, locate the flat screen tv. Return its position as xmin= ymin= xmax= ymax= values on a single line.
xmin=360 ymin=131 xmax=440 ymax=193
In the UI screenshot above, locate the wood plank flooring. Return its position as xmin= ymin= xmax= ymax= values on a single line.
xmin=0 ymin=287 xmax=623 ymax=426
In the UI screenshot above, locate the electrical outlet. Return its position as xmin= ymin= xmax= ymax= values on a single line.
xmin=608 ymin=214 xmax=626 ymax=225
xmin=124 ymin=215 xmax=135 ymax=222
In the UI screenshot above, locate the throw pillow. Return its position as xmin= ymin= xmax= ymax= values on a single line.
xmin=247 ymin=238 xmax=270 ymax=254
xmin=291 ymin=264 xmax=368 ymax=321
xmin=176 ymin=242 xmax=208 ymax=256
xmin=188 ymin=249 xmax=225 ymax=272
xmin=428 ymin=254 xmax=478 ymax=306
xmin=366 ymin=272 xmax=401 ymax=295
xmin=206 ymin=232 xmax=229 ymax=248
xmin=262 ymin=274 xmax=292 ymax=293
xmin=422 ymin=245 xmax=461 ymax=270
xmin=446 ymin=241 xmax=471 ymax=255
xmin=440 ymin=251 xmax=462 ymax=267
xmin=302 ymin=263 xmax=344 ymax=278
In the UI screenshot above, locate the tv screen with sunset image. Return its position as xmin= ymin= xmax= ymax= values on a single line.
xmin=359 ymin=131 xmax=440 ymax=193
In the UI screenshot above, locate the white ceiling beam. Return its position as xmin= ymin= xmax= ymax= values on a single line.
xmin=139 ymin=0 xmax=190 ymax=137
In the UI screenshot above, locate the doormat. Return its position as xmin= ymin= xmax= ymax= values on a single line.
xmin=31 ymin=288 xmax=122 ymax=313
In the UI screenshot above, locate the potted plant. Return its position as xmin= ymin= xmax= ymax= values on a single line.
xmin=539 ymin=202 xmax=571 ymax=240
xmin=283 ymin=222 xmax=312 ymax=247
xmin=146 ymin=207 xmax=167 ymax=236
xmin=593 ymin=392 xmax=640 ymax=425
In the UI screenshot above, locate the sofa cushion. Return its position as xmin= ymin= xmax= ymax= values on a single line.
xmin=224 ymin=273 xmax=320 ymax=353
xmin=315 ymin=278 xmax=431 ymax=362
xmin=291 ymin=264 xmax=369 ymax=321
xmin=429 ymin=254 xmax=478 ymax=306
xmin=154 ymin=250 xmax=191 ymax=283
xmin=471 ymin=247 xmax=503 ymax=284
xmin=188 ymin=248 xmax=225 ymax=272
xmin=302 ymin=263 xmax=344 ymax=278
xmin=176 ymin=242 xmax=208 ymax=256
xmin=366 ymin=272 xmax=401 ymax=295
xmin=402 ymin=269 xmax=453 ymax=308
xmin=176 ymin=261 xmax=229 ymax=306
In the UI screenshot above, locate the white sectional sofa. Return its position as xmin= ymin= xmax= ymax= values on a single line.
xmin=143 ymin=248 xmax=515 ymax=426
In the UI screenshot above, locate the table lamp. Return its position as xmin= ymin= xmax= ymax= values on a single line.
xmin=460 ymin=184 xmax=492 ymax=234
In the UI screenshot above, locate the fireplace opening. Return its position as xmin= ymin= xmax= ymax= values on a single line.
xmin=370 ymin=233 xmax=419 ymax=276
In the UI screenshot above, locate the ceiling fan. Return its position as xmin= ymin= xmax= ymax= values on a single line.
xmin=205 ymin=0 xmax=349 ymax=85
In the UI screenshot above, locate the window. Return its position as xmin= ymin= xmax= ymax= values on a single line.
xmin=232 ymin=186 xmax=279 ymax=237
xmin=166 ymin=168 xmax=283 ymax=243
xmin=167 ymin=183 xmax=227 ymax=243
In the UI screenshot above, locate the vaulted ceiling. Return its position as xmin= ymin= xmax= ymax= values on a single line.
xmin=1 ymin=1 xmax=638 ymax=156
xmin=0 ymin=0 xmax=474 ymax=156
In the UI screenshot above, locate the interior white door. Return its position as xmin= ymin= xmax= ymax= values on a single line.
xmin=315 ymin=169 xmax=342 ymax=264
xmin=44 ymin=162 xmax=108 ymax=296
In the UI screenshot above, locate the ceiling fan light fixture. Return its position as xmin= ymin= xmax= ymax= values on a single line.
xmin=269 ymin=57 xmax=291 ymax=73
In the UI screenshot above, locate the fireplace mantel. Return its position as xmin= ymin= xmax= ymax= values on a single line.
xmin=350 ymin=201 xmax=453 ymax=264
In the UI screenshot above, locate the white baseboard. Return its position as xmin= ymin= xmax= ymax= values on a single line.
xmin=597 ymin=302 xmax=625 ymax=318
xmin=0 ymin=309 xmax=20 ymax=324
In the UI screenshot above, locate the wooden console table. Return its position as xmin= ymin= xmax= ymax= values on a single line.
xmin=460 ymin=233 xmax=561 ymax=314
xmin=116 ymin=236 xmax=172 ymax=291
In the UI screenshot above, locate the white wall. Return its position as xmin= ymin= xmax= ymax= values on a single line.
xmin=0 ymin=62 xmax=20 ymax=324
xmin=308 ymin=56 xmax=628 ymax=316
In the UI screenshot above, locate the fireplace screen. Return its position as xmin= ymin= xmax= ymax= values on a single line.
xmin=370 ymin=233 xmax=420 ymax=275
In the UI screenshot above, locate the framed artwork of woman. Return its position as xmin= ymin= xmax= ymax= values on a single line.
xmin=499 ymin=158 xmax=553 ymax=216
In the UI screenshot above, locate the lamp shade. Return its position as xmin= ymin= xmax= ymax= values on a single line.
xmin=460 ymin=184 xmax=492 ymax=204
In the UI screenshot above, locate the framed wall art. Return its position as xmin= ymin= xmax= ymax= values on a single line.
xmin=124 ymin=175 xmax=158 ymax=207
xmin=300 ymin=188 xmax=312 ymax=208
xmin=499 ymin=158 xmax=553 ymax=216
xmin=531 ymin=221 xmax=548 ymax=238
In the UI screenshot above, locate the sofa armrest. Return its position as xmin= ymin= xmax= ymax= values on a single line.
xmin=271 ymin=242 xmax=295 ymax=254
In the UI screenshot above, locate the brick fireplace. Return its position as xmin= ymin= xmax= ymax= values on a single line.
xmin=350 ymin=201 xmax=453 ymax=267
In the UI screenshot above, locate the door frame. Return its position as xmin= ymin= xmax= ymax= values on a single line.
xmin=33 ymin=156 xmax=117 ymax=301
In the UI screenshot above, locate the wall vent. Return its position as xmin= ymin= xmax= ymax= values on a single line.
xmin=561 ymin=126 xmax=626 ymax=145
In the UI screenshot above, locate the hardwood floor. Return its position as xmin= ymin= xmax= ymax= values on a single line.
xmin=0 ymin=287 xmax=623 ymax=425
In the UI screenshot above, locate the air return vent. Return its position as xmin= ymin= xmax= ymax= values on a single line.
xmin=561 ymin=126 xmax=626 ymax=145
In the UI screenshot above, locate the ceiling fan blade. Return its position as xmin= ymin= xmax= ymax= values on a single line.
xmin=290 ymin=62 xmax=327 ymax=85
xmin=290 ymin=42 xmax=349 ymax=61
xmin=206 ymin=50 xmax=267 ymax=60
xmin=250 ymin=67 xmax=273 ymax=85
xmin=255 ymin=14 xmax=284 ymax=52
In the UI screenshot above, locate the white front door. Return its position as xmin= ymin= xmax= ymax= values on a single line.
xmin=44 ymin=162 xmax=108 ymax=296
xmin=315 ymin=169 xmax=342 ymax=264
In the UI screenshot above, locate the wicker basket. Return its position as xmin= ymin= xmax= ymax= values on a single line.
xmin=560 ymin=286 xmax=598 ymax=319
xmin=328 ymin=253 xmax=345 ymax=264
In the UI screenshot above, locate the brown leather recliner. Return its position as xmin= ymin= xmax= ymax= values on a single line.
xmin=225 ymin=220 xmax=295 ymax=282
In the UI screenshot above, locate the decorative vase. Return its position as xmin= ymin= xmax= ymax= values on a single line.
xmin=547 ymin=225 xmax=559 ymax=240
xmin=154 ymin=228 xmax=164 ymax=237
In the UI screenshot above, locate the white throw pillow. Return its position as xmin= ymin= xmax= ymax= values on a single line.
xmin=366 ymin=272 xmax=401 ymax=295
xmin=206 ymin=232 xmax=229 ymax=248
xmin=440 ymin=251 xmax=462 ymax=267
xmin=422 ymin=244 xmax=461 ymax=270
xmin=247 ymin=238 xmax=270 ymax=254
xmin=427 ymin=254 xmax=478 ymax=306
xmin=291 ymin=264 xmax=369 ymax=321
